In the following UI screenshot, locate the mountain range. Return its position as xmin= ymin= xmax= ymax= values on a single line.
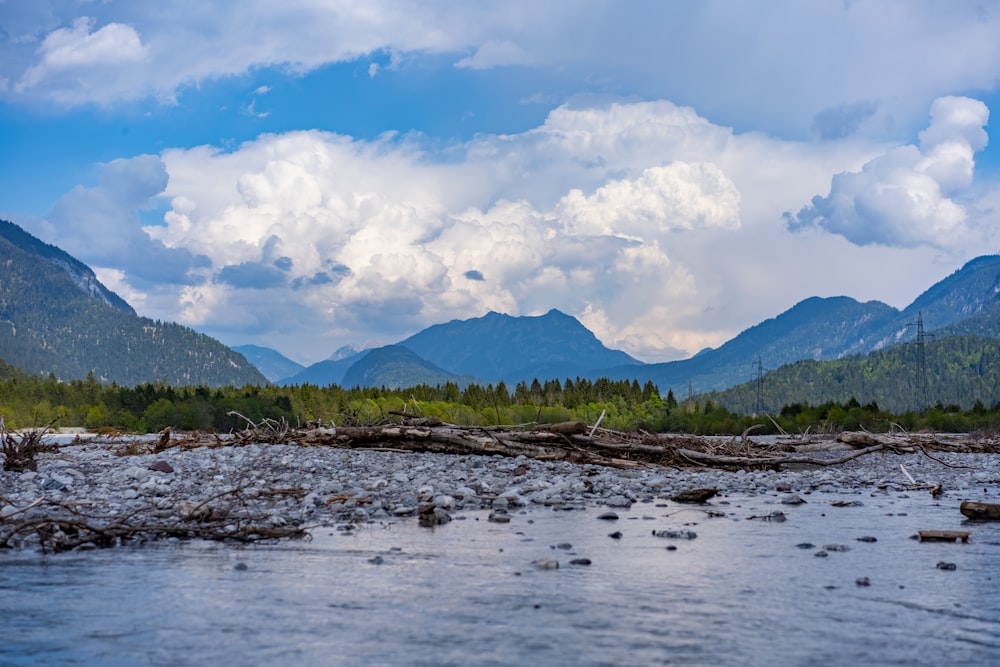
xmin=271 ymin=256 xmax=1000 ymax=396
xmin=1 ymin=216 xmax=998 ymax=406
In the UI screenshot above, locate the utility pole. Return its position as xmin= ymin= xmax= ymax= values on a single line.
xmin=907 ymin=311 xmax=930 ymax=411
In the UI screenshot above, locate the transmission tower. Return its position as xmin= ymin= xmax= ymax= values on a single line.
xmin=907 ymin=311 xmax=930 ymax=411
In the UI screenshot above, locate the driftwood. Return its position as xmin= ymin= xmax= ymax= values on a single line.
xmin=960 ymin=500 xmax=1000 ymax=521
xmin=121 ymin=419 xmax=997 ymax=473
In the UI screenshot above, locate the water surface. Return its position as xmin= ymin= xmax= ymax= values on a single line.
xmin=2 ymin=490 xmax=999 ymax=666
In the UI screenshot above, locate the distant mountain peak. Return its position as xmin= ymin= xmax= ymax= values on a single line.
xmin=399 ymin=309 xmax=642 ymax=383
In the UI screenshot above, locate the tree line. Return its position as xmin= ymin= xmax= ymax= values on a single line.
xmin=2 ymin=359 xmax=999 ymax=435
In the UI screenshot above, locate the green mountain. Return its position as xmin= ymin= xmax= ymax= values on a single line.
xmin=599 ymin=255 xmax=1000 ymax=397
xmin=278 ymin=352 xmax=367 ymax=387
xmin=0 ymin=219 xmax=267 ymax=387
xmin=707 ymin=334 xmax=1000 ymax=414
xmin=400 ymin=309 xmax=643 ymax=384
xmin=599 ymin=296 xmax=898 ymax=395
xmin=340 ymin=345 xmax=474 ymax=389
xmin=844 ymin=255 xmax=1000 ymax=355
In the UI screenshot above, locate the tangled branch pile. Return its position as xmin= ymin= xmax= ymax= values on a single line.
xmin=134 ymin=415 xmax=994 ymax=469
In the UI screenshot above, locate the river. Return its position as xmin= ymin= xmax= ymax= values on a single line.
xmin=2 ymin=489 xmax=999 ymax=666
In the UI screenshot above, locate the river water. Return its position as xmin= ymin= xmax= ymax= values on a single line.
xmin=2 ymin=490 xmax=999 ymax=666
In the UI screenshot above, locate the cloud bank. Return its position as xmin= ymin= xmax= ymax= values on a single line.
xmin=785 ymin=96 xmax=990 ymax=248
xmin=5 ymin=1 xmax=1000 ymax=140
xmin=30 ymin=95 xmax=995 ymax=363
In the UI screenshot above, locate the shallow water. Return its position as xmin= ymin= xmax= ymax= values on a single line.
xmin=2 ymin=490 xmax=999 ymax=666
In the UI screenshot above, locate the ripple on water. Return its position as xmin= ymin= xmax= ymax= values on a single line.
xmin=1 ymin=493 xmax=1000 ymax=666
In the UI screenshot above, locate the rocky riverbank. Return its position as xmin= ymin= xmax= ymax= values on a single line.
xmin=2 ymin=435 xmax=999 ymax=552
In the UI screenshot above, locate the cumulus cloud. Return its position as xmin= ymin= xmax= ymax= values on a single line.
xmin=558 ymin=163 xmax=740 ymax=238
xmin=33 ymin=96 xmax=988 ymax=363
xmin=17 ymin=16 xmax=148 ymax=101
xmin=131 ymin=100 xmax=771 ymax=358
xmin=42 ymin=154 xmax=208 ymax=285
xmin=785 ymin=96 xmax=990 ymax=249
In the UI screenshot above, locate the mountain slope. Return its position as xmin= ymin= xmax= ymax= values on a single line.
xmin=232 ymin=345 xmax=304 ymax=382
xmin=0 ymin=219 xmax=267 ymax=387
xmin=340 ymin=345 xmax=472 ymax=389
xmin=846 ymin=255 xmax=1000 ymax=355
xmin=399 ymin=309 xmax=642 ymax=384
xmin=0 ymin=219 xmax=134 ymax=315
xmin=708 ymin=334 xmax=1000 ymax=414
xmin=278 ymin=352 xmax=368 ymax=386
xmin=600 ymin=296 xmax=898 ymax=395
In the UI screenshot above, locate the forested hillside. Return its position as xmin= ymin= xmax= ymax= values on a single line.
xmin=0 ymin=219 xmax=266 ymax=387
xmin=708 ymin=334 xmax=1000 ymax=414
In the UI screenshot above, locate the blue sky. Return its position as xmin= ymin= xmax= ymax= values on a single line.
xmin=2 ymin=1 xmax=1000 ymax=365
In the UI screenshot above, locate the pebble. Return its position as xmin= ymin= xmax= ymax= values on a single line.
xmin=2 ymin=439 xmax=999 ymax=553
xmin=652 ymin=529 xmax=697 ymax=540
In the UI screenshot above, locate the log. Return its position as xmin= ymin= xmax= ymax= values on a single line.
xmin=919 ymin=530 xmax=970 ymax=543
xmin=155 ymin=420 xmax=899 ymax=472
xmin=960 ymin=500 xmax=1000 ymax=521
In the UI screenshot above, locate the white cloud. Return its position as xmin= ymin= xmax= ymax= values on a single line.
xmin=558 ymin=163 xmax=741 ymax=238
xmin=785 ymin=96 xmax=990 ymax=249
xmin=3 ymin=1 xmax=999 ymax=143
xmin=130 ymin=100 xmax=866 ymax=360
xmin=31 ymin=96 xmax=998 ymax=364
xmin=41 ymin=154 xmax=207 ymax=286
xmin=17 ymin=17 xmax=147 ymax=98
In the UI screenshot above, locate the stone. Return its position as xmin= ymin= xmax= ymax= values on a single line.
xmin=433 ymin=495 xmax=455 ymax=509
xmin=597 ymin=511 xmax=619 ymax=521
xmin=936 ymin=561 xmax=957 ymax=571
xmin=605 ymin=495 xmax=632 ymax=508
xmin=608 ymin=531 xmax=623 ymax=539
xmin=534 ymin=559 xmax=559 ymax=570
xmin=148 ymin=460 xmax=174 ymax=473
xmin=652 ymin=529 xmax=697 ymax=540
xmin=569 ymin=558 xmax=592 ymax=566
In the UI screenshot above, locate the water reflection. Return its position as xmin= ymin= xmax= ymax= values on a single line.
xmin=2 ymin=491 xmax=999 ymax=666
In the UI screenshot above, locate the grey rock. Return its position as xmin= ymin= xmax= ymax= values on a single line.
xmin=652 ymin=529 xmax=697 ymax=540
